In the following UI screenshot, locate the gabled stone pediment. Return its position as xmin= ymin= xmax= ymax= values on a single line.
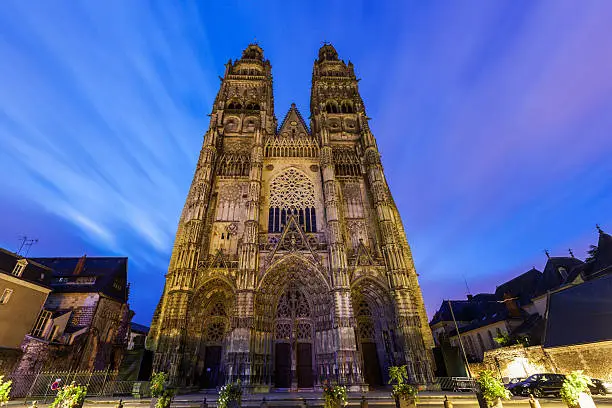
xmin=352 ymin=239 xmax=375 ymax=267
xmin=263 ymin=215 xmax=322 ymax=269
xmin=209 ymin=248 xmax=231 ymax=269
xmin=277 ymin=103 xmax=310 ymax=138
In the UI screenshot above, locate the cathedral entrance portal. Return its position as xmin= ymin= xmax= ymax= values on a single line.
xmin=273 ymin=285 xmax=314 ymax=389
xmin=352 ymin=279 xmax=397 ymax=388
xmin=252 ymin=255 xmax=334 ymax=390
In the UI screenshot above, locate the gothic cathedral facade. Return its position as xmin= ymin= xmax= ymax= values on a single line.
xmin=148 ymin=44 xmax=434 ymax=390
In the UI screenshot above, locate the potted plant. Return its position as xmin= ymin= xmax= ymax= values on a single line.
xmin=474 ymin=370 xmax=511 ymax=408
xmin=50 ymin=381 xmax=87 ymax=408
xmin=560 ymin=371 xmax=594 ymax=408
xmin=388 ymin=365 xmax=418 ymax=408
xmin=150 ymin=372 xmax=175 ymax=408
xmin=0 ymin=375 xmax=12 ymax=407
xmin=218 ymin=380 xmax=242 ymax=408
xmin=322 ymin=382 xmax=348 ymax=408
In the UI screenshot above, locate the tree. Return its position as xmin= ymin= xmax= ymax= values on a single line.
xmin=585 ymin=245 xmax=598 ymax=262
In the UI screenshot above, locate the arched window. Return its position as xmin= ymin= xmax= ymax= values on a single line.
xmin=246 ymin=101 xmax=260 ymax=110
xmin=268 ymin=168 xmax=317 ymax=233
xmin=488 ymin=330 xmax=495 ymax=348
xmin=243 ymin=117 xmax=258 ymax=132
xmin=477 ymin=333 xmax=486 ymax=354
xmin=466 ymin=336 xmax=475 ymax=358
xmin=325 ymin=100 xmax=339 ymax=114
xmin=341 ymin=100 xmax=354 ymax=113
xmin=227 ymin=100 xmax=242 ymax=110
xmin=224 ymin=117 xmax=239 ymax=132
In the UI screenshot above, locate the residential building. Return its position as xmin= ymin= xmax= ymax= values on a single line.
xmin=0 ymin=249 xmax=52 ymax=375
xmin=13 ymin=255 xmax=131 ymax=374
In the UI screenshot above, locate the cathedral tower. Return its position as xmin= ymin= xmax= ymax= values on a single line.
xmin=148 ymin=44 xmax=434 ymax=390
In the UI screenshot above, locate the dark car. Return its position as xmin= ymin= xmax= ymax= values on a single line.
xmin=589 ymin=379 xmax=612 ymax=395
xmin=506 ymin=373 xmax=566 ymax=397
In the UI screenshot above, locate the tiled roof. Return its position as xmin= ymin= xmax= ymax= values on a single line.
xmin=0 ymin=247 xmax=52 ymax=288
xmin=32 ymin=256 xmax=128 ymax=303
xmin=130 ymin=322 xmax=150 ymax=334
xmin=429 ymin=293 xmax=499 ymax=326
xmin=495 ymin=268 xmax=542 ymax=304
xmin=544 ymin=273 xmax=612 ymax=347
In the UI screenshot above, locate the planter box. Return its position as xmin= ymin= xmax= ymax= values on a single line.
xmin=476 ymin=394 xmax=504 ymax=408
xmin=395 ymin=397 xmax=417 ymax=408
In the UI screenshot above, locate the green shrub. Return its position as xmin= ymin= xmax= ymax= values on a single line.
xmin=560 ymin=371 xmax=593 ymax=407
xmin=388 ymin=365 xmax=418 ymax=402
xmin=475 ymin=370 xmax=510 ymax=407
xmin=150 ymin=372 xmax=175 ymax=408
xmin=322 ymin=383 xmax=348 ymax=408
xmin=0 ymin=375 xmax=12 ymax=406
xmin=49 ymin=381 xmax=87 ymax=408
xmin=218 ymin=380 xmax=242 ymax=408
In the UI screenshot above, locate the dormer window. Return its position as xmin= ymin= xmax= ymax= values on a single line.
xmin=12 ymin=259 xmax=27 ymax=277
xmin=558 ymin=267 xmax=568 ymax=280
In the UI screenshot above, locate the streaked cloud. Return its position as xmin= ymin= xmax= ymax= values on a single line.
xmin=0 ymin=0 xmax=611 ymax=321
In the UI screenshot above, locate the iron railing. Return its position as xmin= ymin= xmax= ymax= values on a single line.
xmin=7 ymin=369 xmax=150 ymax=401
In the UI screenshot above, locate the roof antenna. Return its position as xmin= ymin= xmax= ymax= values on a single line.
xmin=544 ymin=249 xmax=550 ymax=259
xmin=463 ymin=274 xmax=472 ymax=296
xmin=17 ymin=235 xmax=39 ymax=257
xmin=596 ymin=224 xmax=603 ymax=234
xmin=568 ymin=248 xmax=575 ymax=258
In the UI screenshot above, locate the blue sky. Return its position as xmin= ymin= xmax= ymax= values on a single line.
xmin=1 ymin=1 xmax=611 ymax=325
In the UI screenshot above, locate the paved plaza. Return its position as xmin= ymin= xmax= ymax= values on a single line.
xmin=7 ymin=392 xmax=612 ymax=408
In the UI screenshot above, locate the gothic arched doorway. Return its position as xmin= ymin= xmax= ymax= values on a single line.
xmin=351 ymin=278 xmax=397 ymax=388
xmin=253 ymin=255 xmax=333 ymax=390
xmin=185 ymin=279 xmax=234 ymax=389
xmin=274 ymin=284 xmax=314 ymax=388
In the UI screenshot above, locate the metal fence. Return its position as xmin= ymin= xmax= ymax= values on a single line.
xmin=7 ymin=370 xmax=150 ymax=401
xmin=434 ymin=377 xmax=477 ymax=392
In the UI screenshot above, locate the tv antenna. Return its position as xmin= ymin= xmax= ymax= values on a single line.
xmin=462 ymin=274 xmax=472 ymax=296
xmin=17 ymin=235 xmax=38 ymax=257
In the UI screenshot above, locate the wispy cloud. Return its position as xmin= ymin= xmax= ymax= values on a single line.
xmin=0 ymin=1 xmax=611 ymax=320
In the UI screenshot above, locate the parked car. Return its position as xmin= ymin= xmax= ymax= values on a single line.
xmin=506 ymin=373 xmax=566 ymax=397
xmin=589 ymin=378 xmax=612 ymax=395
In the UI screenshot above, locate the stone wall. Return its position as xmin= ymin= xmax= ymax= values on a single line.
xmin=476 ymin=341 xmax=612 ymax=381
xmin=0 ymin=348 xmax=21 ymax=376
xmin=546 ymin=342 xmax=612 ymax=381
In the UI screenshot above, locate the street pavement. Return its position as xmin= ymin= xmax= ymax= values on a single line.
xmin=6 ymin=392 xmax=612 ymax=408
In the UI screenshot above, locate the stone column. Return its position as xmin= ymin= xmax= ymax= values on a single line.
xmin=151 ymin=130 xmax=218 ymax=384
xmin=362 ymin=138 xmax=434 ymax=383
xmin=320 ymin=131 xmax=364 ymax=388
xmin=227 ymin=130 xmax=263 ymax=385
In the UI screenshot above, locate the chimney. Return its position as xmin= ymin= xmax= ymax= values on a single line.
xmin=73 ymin=254 xmax=87 ymax=275
xmin=503 ymin=293 xmax=521 ymax=318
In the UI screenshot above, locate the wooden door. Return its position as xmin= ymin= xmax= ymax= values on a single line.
xmin=274 ymin=343 xmax=291 ymax=388
xmin=297 ymin=342 xmax=313 ymax=388
xmin=362 ymin=342 xmax=383 ymax=387
xmin=202 ymin=346 xmax=222 ymax=389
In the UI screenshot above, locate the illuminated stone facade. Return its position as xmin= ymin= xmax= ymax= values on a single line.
xmin=478 ymin=342 xmax=612 ymax=381
xmin=147 ymin=44 xmax=434 ymax=390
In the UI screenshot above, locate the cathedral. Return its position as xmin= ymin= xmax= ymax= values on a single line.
xmin=147 ymin=44 xmax=435 ymax=391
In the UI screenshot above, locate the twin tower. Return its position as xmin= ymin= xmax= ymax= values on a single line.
xmin=147 ymin=44 xmax=435 ymax=390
